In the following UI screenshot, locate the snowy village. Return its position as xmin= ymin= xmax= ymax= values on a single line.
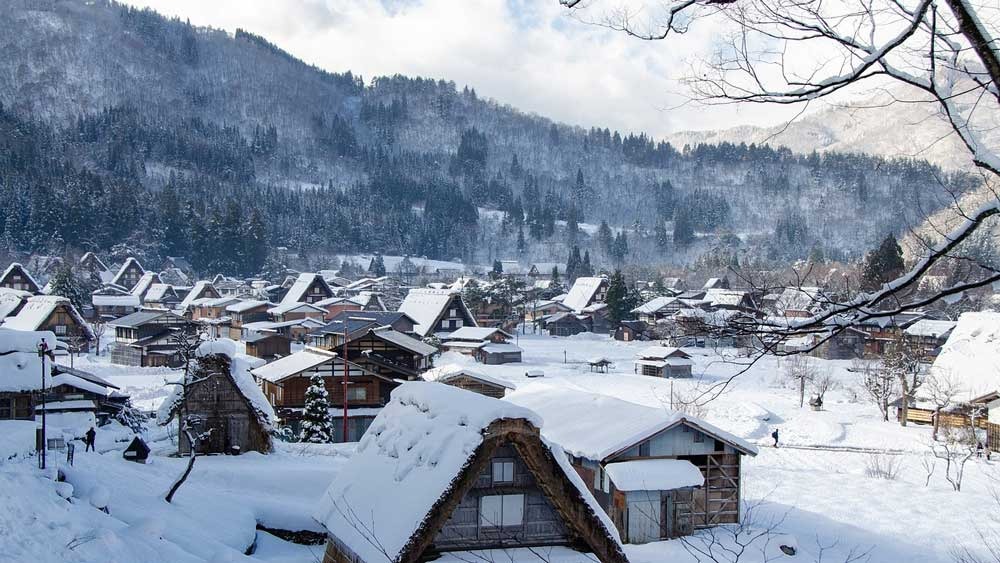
xmin=2 ymin=1 xmax=1000 ymax=563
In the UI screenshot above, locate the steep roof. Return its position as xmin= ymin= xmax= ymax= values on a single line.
xmin=631 ymin=296 xmax=682 ymax=315
xmin=108 ymin=309 xmax=182 ymax=328
xmin=0 ymin=263 xmax=40 ymax=293
xmin=398 ymin=288 xmax=475 ymax=336
xmin=111 ymin=257 xmax=144 ymax=288
xmin=278 ymin=273 xmax=332 ymax=307
xmin=250 ymin=347 xmax=338 ymax=383
xmin=143 ymin=283 xmax=177 ymax=303
xmin=563 ymin=277 xmax=606 ymax=312
xmin=313 ymin=382 xmax=626 ymax=563
xmin=444 ymin=326 xmax=512 ymax=341
xmin=2 ymin=296 xmax=93 ymax=338
xmin=130 ymin=271 xmax=161 ymax=299
xmin=506 ymin=384 xmax=757 ymax=461
xmin=422 ymin=364 xmax=516 ymax=390
xmin=178 ymin=281 xmax=219 ymax=312
xmin=369 ymin=327 xmax=438 ymax=357
xmin=904 ymin=319 xmax=957 ymax=339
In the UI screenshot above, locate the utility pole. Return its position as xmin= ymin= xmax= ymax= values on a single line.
xmin=342 ymin=320 xmax=349 ymax=443
xmin=37 ymin=338 xmax=49 ymax=470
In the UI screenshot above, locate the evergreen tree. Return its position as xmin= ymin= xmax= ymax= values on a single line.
xmin=300 ymin=373 xmax=334 ymax=443
xmin=549 ymin=266 xmax=565 ymax=294
xmin=861 ymin=234 xmax=905 ymax=290
xmin=516 ymin=225 xmax=526 ymax=255
xmin=370 ymin=253 xmax=387 ymax=277
xmin=654 ymin=221 xmax=669 ymax=250
xmin=605 ymin=270 xmax=631 ymax=326
xmin=674 ymin=213 xmax=695 ymax=246
xmin=491 ymin=259 xmax=504 ymax=280
xmin=566 ymin=204 xmax=580 ymax=247
xmin=597 ymin=220 xmax=613 ymax=255
xmin=48 ymin=263 xmax=87 ymax=312
xmin=582 ymin=251 xmax=593 ymax=277
xmin=566 ymin=246 xmax=582 ymax=282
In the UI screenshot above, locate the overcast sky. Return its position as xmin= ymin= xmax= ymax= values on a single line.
xmin=123 ymin=0 xmax=807 ymax=138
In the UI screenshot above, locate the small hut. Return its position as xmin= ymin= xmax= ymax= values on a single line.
xmin=157 ymin=339 xmax=275 ymax=455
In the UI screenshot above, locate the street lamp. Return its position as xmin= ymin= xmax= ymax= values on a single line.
xmin=36 ymin=338 xmax=49 ymax=470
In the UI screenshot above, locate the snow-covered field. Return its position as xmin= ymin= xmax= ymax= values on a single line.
xmin=2 ymin=335 xmax=996 ymax=562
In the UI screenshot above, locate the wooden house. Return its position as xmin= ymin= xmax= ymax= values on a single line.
xmin=903 ymin=319 xmax=956 ymax=360
xmin=812 ymin=327 xmax=867 ymax=360
xmin=92 ymin=284 xmax=141 ymax=320
xmin=161 ymin=256 xmax=194 ymax=277
xmin=855 ymin=312 xmax=924 ymax=356
xmin=2 ymin=296 xmax=94 ymax=351
xmin=0 ymin=263 xmax=41 ymax=294
xmin=243 ymin=317 xmax=326 ymax=343
xmin=543 ymin=312 xmax=590 ymax=337
xmin=225 ymin=300 xmax=271 ymax=340
xmin=243 ymin=332 xmax=291 ymax=361
xmin=615 ymin=321 xmax=653 ymax=342
xmin=631 ymin=296 xmax=694 ymax=323
xmin=278 ymin=272 xmax=334 ymax=307
xmin=307 ymin=311 xmax=417 ymax=348
xmin=267 ymin=301 xmax=327 ymax=324
xmin=108 ymin=310 xmax=188 ymax=367
xmin=508 ymin=386 xmax=757 ymax=544
xmin=525 ymin=299 xmax=572 ymax=323
xmin=251 ymin=328 xmax=435 ymax=442
xmin=79 ymin=252 xmax=112 ymax=284
xmin=441 ymin=327 xmax=523 ymax=365
xmin=177 ymin=280 xmax=222 ymax=314
xmin=0 ymin=329 xmax=57 ymax=421
xmin=190 ymin=296 xmax=240 ymax=339
xmin=634 ymin=347 xmax=693 ymax=378
xmin=398 ymin=288 xmax=478 ymax=337
xmin=423 ymin=365 xmax=515 ymax=398
xmin=157 ymin=340 xmax=273 ymax=455
xmin=110 ymin=258 xmax=145 ymax=292
xmin=46 ymin=364 xmax=130 ymax=426
xmin=314 ymin=382 xmax=630 ymax=563
xmin=130 ymin=272 xmax=162 ymax=303
xmin=0 ymin=289 xmax=29 ymax=321
xmin=563 ymin=277 xmax=609 ymax=312
xmin=703 ymin=289 xmax=756 ymax=313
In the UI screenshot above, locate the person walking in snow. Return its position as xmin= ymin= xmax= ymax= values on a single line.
xmin=771 ymin=428 xmax=779 ymax=448
xmin=85 ymin=426 xmax=96 ymax=452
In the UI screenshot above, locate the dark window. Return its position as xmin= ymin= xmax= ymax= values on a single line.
xmin=693 ymin=431 xmax=704 ymax=443
xmin=714 ymin=439 xmax=725 ymax=452
xmin=638 ymin=442 xmax=650 ymax=457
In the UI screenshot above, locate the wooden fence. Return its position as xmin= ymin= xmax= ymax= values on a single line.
xmin=902 ymin=408 xmax=988 ymax=429
xmin=988 ymin=423 xmax=1000 ymax=453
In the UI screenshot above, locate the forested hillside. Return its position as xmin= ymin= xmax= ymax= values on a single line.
xmin=0 ymin=0 xmax=975 ymax=275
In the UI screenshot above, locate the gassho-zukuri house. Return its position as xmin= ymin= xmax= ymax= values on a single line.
xmin=506 ymin=384 xmax=757 ymax=545
xmin=313 ymin=382 xmax=630 ymax=563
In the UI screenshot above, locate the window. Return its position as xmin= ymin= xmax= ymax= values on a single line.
xmin=693 ymin=431 xmax=704 ymax=443
xmin=492 ymin=460 xmax=515 ymax=484
xmin=449 ymin=308 xmax=457 ymax=318
xmin=479 ymin=494 xmax=524 ymax=528
xmin=0 ymin=398 xmax=11 ymax=420
xmin=347 ymin=386 xmax=368 ymax=401
xmin=54 ymin=325 xmax=67 ymax=336
xmin=638 ymin=442 xmax=650 ymax=457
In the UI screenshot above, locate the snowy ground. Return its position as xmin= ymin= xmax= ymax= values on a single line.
xmin=2 ymin=335 xmax=997 ymax=562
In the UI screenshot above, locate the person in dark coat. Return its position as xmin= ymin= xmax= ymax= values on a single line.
xmin=85 ymin=426 xmax=96 ymax=452
xmin=771 ymin=428 xmax=779 ymax=448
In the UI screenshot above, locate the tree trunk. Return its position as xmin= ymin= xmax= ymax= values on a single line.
xmin=165 ymin=429 xmax=197 ymax=504
xmin=932 ymin=410 xmax=940 ymax=441
xmin=799 ymin=377 xmax=805 ymax=408
xmin=899 ymin=377 xmax=909 ymax=427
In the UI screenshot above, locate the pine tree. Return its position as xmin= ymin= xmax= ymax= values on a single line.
xmin=673 ymin=213 xmax=695 ymax=246
xmin=516 ymin=225 xmax=526 ymax=255
xmin=582 ymin=251 xmax=593 ymax=277
xmin=48 ymin=264 xmax=87 ymax=312
xmin=550 ymin=266 xmax=565 ymax=294
xmin=491 ymin=260 xmax=504 ymax=280
xmin=605 ymin=270 xmax=631 ymax=326
xmin=861 ymin=234 xmax=904 ymax=290
xmin=300 ymin=373 xmax=334 ymax=443
xmin=371 ymin=253 xmax=387 ymax=277
xmin=597 ymin=220 xmax=613 ymax=254
xmin=566 ymin=246 xmax=582 ymax=282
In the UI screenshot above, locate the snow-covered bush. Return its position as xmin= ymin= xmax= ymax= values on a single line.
xmin=299 ymin=373 xmax=334 ymax=443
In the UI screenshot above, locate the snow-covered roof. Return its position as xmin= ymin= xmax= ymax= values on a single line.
xmin=444 ymin=326 xmax=511 ymax=341
xmin=398 ymin=288 xmax=471 ymax=336
xmin=370 ymin=327 xmax=438 ymax=356
xmin=704 ymin=289 xmax=749 ymax=308
xmin=178 ymin=281 xmax=217 ymax=312
xmin=421 ymin=364 xmax=516 ymax=389
xmin=2 ymin=296 xmax=93 ymax=338
xmin=111 ymin=257 xmax=144 ymax=288
xmin=0 ymin=292 xmax=27 ymax=319
xmin=243 ymin=317 xmax=326 ymax=332
xmin=636 ymin=346 xmax=690 ymax=361
xmin=482 ymin=343 xmax=522 ymax=354
xmin=772 ymin=286 xmax=826 ymax=314
xmin=0 ymin=263 xmax=40 ymax=291
xmin=563 ymin=277 xmax=606 ymax=312
xmin=225 ymin=299 xmax=269 ymax=313
xmin=904 ymin=319 xmax=956 ymax=339
xmin=250 ymin=347 xmax=338 ymax=383
xmin=278 ymin=273 xmax=330 ymax=307
xmin=314 ymin=382 xmax=619 ymax=563
xmin=506 ymin=384 xmax=756 ymax=461
xmin=0 ymin=328 xmax=57 ymax=392
xmin=604 ymin=459 xmax=704 ymax=492
xmin=267 ymin=301 xmax=326 ymax=316
xmin=143 ymin=283 xmax=175 ymax=303
xmin=632 ymin=296 xmax=681 ymax=315
xmin=92 ymin=294 xmax=141 ymax=307
xmin=930 ymin=312 xmax=1000 ymax=401
xmin=157 ymin=339 xmax=275 ymax=430
xmin=130 ymin=272 xmax=160 ymax=298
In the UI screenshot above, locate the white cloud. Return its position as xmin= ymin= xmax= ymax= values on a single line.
xmin=123 ymin=0 xmax=805 ymax=138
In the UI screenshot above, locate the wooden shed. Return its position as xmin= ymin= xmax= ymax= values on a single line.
xmin=423 ymin=365 xmax=515 ymax=399
xmin=157 ymin=340 xmax=275 ymax=455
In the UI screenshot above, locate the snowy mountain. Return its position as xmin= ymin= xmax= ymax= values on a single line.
xmin=0 ymin=1 xmax=978 ymax=273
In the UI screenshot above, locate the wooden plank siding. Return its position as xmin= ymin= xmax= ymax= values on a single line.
xmin=901 ymin=407 xmax=988 ymax=429
xmin=988 ymin=423 xmax=1000 ymax=453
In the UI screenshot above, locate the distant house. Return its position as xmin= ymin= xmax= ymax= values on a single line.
xmin=441 ymin=326 xmax=523 ymax=364
xmin=661 ymin=277 xmax=686 ymax=292
xmin=92 ymin=285 xmax=141 ymax=320
xmin=314 ymin=382 xmax=629 ymax=563
xmin=543 ymin=312 xmax=591 ymax=337
xmin=855 ymin=312 xmax=925 ymax=356
xmin=703 ymin=289 xmax=755 ymax=312
xmin=142 ymin=283 xmax=181 ymax=309
xmin=315 ymin=291 xmax=387 ymax=318
xmin=812 ymin=327 xmax=868 ymax=360
xmin=508 ymin=386 xmax=757 ymax=544
xmin=702 ymin=276 xmax=730 ymax=290
xmin=190 ymin=296 xmax=241 ymax=339
xmin=0 ymin=289 xmax=29 ymax=320
xmin=422 ymin=364 xmax=515 ymax=398
xmin=157 ymin=340 xmax=274 ymax=455
xmin=2 ymin=296 xmax=93 ymax=350
xmin=242 ymin=317 xmax=326 ymax=343
xmin=267 ymin=301 xmax=327 ymax=324
xmin=525 ymin=299 xmax=572 ymax=323
xmin=161 ymin=256 xmax=193 ymax=276
xmin=634 ymin=347 xmax=693 ymax=378
xmin=0 ymin=329 xmax=57 ymax=420
xmin=614 ymin=320 xmax=653 ymax=342
xmin=769 ymin=286 xmax=826 ymax=318
xmin=108 ymin=309 xmax=188 ymax=367
xmin=903 ymin=319 xmax=956 ymax=360
xmin=224 ymin=299 xmax=270 ymax=340
xmin=278 ymin=273 xmax=334 ymax=307
xmin=177 ymin=281 xmax=222 ymax=314
xmin=47 ymin=364 xmax=130 ymax=426
xmin=130 ymin=272 xmax=162 ymax=303
xmin=631 ymin=296 xmax=693 ymax=323
xmin=79 ymin=252 xmax=112 ymax=284
xmin=563 ymin=276 xmax=609 ymax=312
xmin=0 ymin=263 xmax=41 ymax=294
xmin=243 ymin=332 xmax=291 ymax=361
xmin=398 ymin=288 xmax=478 ymax=337
xmin=110 ymin=258 xmax=145 ymax=292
